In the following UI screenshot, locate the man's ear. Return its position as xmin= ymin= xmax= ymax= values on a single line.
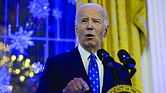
xmin=75 ymin=25 xmax=78 ymax=36
xmin=103 ymin=25 xmax=109 ymax=38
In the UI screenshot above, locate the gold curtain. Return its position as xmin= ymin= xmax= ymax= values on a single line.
xmin=76 ymin=0 xmax=147 ymax=92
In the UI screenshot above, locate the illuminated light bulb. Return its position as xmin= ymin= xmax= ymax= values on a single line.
xmin=20 ymin=76 xmax=25 ymax=82
xmin=44 ymin=6 xmax=47 ymax=9
xmin=24 ymin=59 xmax=30 ymax=68
xmin=11 ymin=55 xmax=16 ymax=61
xmin=0 ymin=60 xmax=3 ymax=65
xmin=9 ymin=85 xmax=13 ymax=91
xmin=29 ymin=72 xmax=34 ymax=77
xmin=15 ymin=69 xmax=20 ymax=74
xmin=26 ymin=23 xmax=29 ymax=26
xmin=9 ymin=68 xmax=13 ymax=73
xmin=24 ymin=63 xmax=30 ymax=68
xmin=25 ymin=59 xmax=30 ymax=64
xmin=18 ymin=55 xmax=24 ymax=61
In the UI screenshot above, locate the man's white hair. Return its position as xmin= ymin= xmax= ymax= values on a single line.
xmin=75 ymin=3 xmax=109 ymax=26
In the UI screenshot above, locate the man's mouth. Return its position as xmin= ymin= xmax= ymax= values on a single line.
xmin=86 ymin=34 xmax=94 ymax=37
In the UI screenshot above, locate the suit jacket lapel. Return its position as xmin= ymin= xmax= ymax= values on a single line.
xmin=67 ymin=47 xmax=91 ymax=86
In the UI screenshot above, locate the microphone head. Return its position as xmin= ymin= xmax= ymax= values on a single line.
xmin=117 ymin=49 xmax=130 ymax=63
xmin=117 ymin=49 xmax=136 ymax=68
xmin=97 ymin=49 xmax=114 ymax=67
xmin=97 ymin=49 xmax=107 ymax=60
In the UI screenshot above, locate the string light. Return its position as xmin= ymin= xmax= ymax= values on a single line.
xmin=8 ymin=68 xmax=13 ymax=73
xmin=20 ymin=76 xmax=25 ymax=82
xmin=29 ymin=72 xmax=34 ymax=77
xmin=24 ymin=59 xmax=30 ymax=68
xmin=25 ymin=59 xmax=30 ymax=64
xmin=18 ymin=55 xmax=24 ymax=61
xmin=11 ymin=55 xmax=16 ymax=61
xmin=24 ymin=63 xmax=30 ymax=68
xmin=15 ymin=69 xmax=20 ymax=74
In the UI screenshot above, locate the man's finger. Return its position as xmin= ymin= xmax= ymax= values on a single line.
xmin=71 ymin=78 xmax=79 ymax=91
xmin=79 ymin=78 xmax=89 ymax=92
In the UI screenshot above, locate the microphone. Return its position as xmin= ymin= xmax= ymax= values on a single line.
xmin=97 ymin=49 xmax=114 ymax=68
xmin=117 ymin=49 xmax=136 ymax=69
xmin=117 ymin=49 xmax=136 ymax=83
xmin=97 ymin=49 xmax=121 ymax=85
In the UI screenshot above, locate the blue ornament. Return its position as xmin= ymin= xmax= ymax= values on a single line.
xmin=27 ymin=0 xmax=50 ymax=19
xmin=32 ymin=61 xmax=44 ymax=73
xmin=10 ymin=26 xmax=35 ymax=55
xmin=52 ymin=7 xmax=62 ymax=20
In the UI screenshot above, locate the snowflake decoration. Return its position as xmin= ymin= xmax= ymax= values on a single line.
xmin=32 ymin=61 xmax=44 ymax=73
xmin=10 ymin=26 xmax=35 ymax=55
xmin=27 ymin=0 xmax=50 ymax=19
xmin=52 ymin=7 xmax=62 ymax=19
xmin=0 ymin=65 xmax=12 ymax=93
xmin=68 ymin=0 xmax=77 ymax=5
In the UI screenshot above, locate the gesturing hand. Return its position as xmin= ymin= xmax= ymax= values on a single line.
xmin=63 ymin=78 xmax=89 ymax=93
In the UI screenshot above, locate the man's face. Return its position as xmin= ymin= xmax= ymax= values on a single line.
xmin=75 ymin=5 xmax=108 ymax=49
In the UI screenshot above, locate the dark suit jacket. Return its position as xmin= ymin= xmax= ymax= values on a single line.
xmin=36 ymin=47 xmax=131 ymax=93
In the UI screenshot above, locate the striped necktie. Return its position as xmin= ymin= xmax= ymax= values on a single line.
xmin=88 ymin=54 xmax=100 ymax=93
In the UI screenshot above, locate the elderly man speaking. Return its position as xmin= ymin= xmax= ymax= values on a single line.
xmin=37 ymin=3 xmax=131 ymax=93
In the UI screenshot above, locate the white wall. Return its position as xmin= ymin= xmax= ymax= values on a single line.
xmin=142 ymin=0 xmax=166 ymax=93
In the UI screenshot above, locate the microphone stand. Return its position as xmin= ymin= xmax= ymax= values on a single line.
xmin=106 ymin=60 xmax=136 ymax=85
xmin=114 ymin=67 xmax=136 ymax=93
xmin=110 ymin=66 xmax=121 ymax=86
xmin=115 ymin=65 xmax=136 ymax=85
xmin=124 ymin=64 xmax=136 ymax=84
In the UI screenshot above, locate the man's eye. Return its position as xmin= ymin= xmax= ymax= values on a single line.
xmin=94 ymin=20 xmax=100 ymax=24
xmin=82 ymin=20 xmax=87 ymax=23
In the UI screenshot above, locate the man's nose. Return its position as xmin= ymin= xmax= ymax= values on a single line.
xmin=87 ymin=21 xmax=93 ymax=30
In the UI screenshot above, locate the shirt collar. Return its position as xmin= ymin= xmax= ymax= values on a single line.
xmin=78 ymin=44 xmax=91 ymax=60
xmin=78 ymin=44 xmax=100 ymax=60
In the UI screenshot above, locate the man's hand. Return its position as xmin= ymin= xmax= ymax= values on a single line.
xmin=63 ymin=78 xmax=89 ymax=93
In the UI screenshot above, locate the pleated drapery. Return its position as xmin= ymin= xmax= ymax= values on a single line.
xmin=76 ymin=0 xmax=147 ymax=92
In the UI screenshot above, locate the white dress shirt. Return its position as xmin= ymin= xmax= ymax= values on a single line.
xmin=78 ymin=45 xmax=104 ymax=93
